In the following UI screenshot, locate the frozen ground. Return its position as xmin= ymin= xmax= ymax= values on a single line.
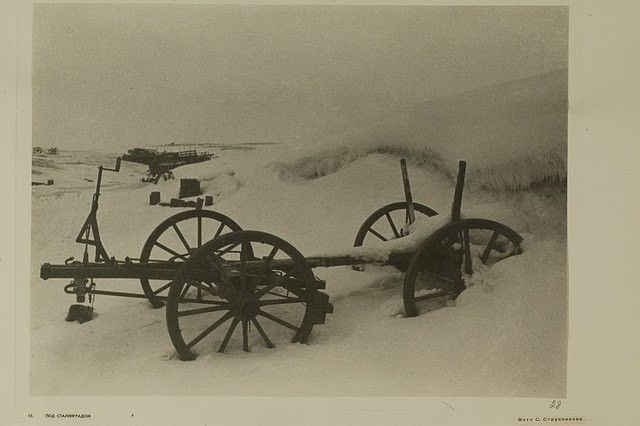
xmin=30 ymin=70 xmax=567 ymax=396
xmin=30 ymin=146 xmax=566 ymax=397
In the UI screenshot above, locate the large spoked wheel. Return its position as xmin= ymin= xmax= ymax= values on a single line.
xmin=403 ymin=218 xmax=523 ymax=318
xmin=354 ymin=202 xmax=438 ymax=247
xmin=139 ymin=209 xmax=243 ymax=308
xmin=166 ymin=230 xmax=318 ymax=360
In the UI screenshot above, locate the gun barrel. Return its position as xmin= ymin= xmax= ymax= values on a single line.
xmin=40 ymin=262 xmax=182 ymax=281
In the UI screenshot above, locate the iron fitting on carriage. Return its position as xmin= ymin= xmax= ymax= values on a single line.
xmin=64 ymin=277 xmax=91 ymax=303
xmin=313 ymin=290 xmax=333 ymax=325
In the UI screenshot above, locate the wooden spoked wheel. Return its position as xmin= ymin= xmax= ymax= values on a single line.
xmin=354 ymin=202 xmax=438 ymax=247
xmin=403 ymin=218 xmax=523 ymax=318
xmin=139 ymin=209 xmax=243 ymax=308
xmin=166 ymin=230 xmax=318 ymax=360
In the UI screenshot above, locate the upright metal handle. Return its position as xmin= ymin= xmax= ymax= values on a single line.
xmin=76 ymin=156 xmax=122 ymax=264
xmin=400 ymin=159 xmax=416 ymax=227
xmin=104 ymin=157 xmax=121 ymax=172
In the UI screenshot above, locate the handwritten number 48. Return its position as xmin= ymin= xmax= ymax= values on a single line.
xmin=549 ymin=400 xmax=562 ymax=409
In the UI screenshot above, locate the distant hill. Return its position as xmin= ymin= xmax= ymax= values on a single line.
xmin=278 ymin=69 xmax=568 ymax=190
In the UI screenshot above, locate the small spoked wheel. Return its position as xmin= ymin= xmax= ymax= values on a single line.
xmin=354 ymin=202 xmax=438 ymax=247
xmin=403 ymin=218 xmax=523 ymax=317
xmin=166 ymin=230 xmax=318 ymax=360
xmin=139 ymin=209 xmax=243 ymax=308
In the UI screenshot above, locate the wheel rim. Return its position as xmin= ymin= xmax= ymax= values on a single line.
xmin=139 ymin=210 xmax=243 ymax=308
xmin=166 ymin=230 xmax=317 ymax=360
xmin=354 ymin=202 xmax=438 ymax=247
xmin=403 ymin=218 xmax=523 ymax=317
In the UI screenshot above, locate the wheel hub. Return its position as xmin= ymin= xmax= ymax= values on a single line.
xmin=233 ymin=296 xmax=258 ymax=320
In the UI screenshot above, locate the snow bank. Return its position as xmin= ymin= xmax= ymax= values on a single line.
xmin=275 ymin=69 xmax=567 ymax=191
xmin=30 ymin=145 xmax=565 ymax=396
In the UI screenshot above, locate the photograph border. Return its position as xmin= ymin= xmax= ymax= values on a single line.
xmin=3 ymin=0 xmax=639 ymax=424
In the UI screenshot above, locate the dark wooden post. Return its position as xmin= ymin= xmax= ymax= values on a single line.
xmin=451 ymin=160 xmax=466 ymax=222
xmin=149 ymin=191 xmax=161 ymax=205
xmin=400 ymin=159 xmax=416 ymax=227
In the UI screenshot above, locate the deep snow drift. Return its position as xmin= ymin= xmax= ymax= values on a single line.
xmin=30 ymin=148 xmax=566 ymax=397
xmin=30 ymin=70 xmax=567 ymax=396
xmin=276 ymin=69 xmax=567 ymax=191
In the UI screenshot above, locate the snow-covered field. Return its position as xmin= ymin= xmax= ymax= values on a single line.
xmin=30 ymin=70 xmax=567 ymax=397
xmin=30 ymin=150 xmax=566 ymax=397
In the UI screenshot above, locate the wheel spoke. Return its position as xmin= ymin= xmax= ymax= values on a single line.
xmin=213 ymin=250 xmax=244 ymax=254
xmin=217 ymin=316 xmax=240 ymax=353
xmin=242 ymin=319 xmax=249 ymax=352
xmin=197 ymin=215 xmax=202 ymax=247
xmin=480 ymin=230 xmax=500 ymax=264
xmin=255 ymin=282 xmax=281 ymax=300
xmin=259 ymin=298 xmax=304 ymax=307
xmin=180 ymin=283 xmax=192 ymax=300
xmin=186 ymin=311 xmax=233 ymax=349
xmin=368 ymin=228 xmax=388 ymax=242
xmin=253 ymin=246 xmax=279 ymax=287
xmin=152 ymin=281 xmax=173 ymax=295
xmin=178 ymin=305 xmax=230 ymax=317
xmin=254 ymin=266 xmax=294 ymax=298
xmin=385 ymin=212 xmax=400 ymax=238
xmin=172 ymin=223 xmax=191 ymax=253
xmin=463 ymin=227 xmax=473 ymax=275
xmin=216 ymin=243 xmax=241 ymax=257
xmin=214 ymin=222 xmax=226 ymax=239
xmin=251 ymin=317 xmax=275 ymax=348
xmin=254 ymin=273 xmax=298 ymax=300
xmin=263 ymin=246 xmax=279 ymax=267
xmin=202 ymin=280 xmax=216 ymax=290
xmin=257 ymin=309 xmax=299 ymax=332
xmin=154 ymin=242 xmax=188 ymax=261
xmin=187 ymin=280 xmax=223 ymax=298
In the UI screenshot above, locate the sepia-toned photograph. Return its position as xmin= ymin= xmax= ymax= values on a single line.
xmin=30 ymin=4 xmax=568 ymax=397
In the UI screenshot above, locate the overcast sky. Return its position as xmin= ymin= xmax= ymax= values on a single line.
xmin=32 ymin=5 xmax=567 ymax=151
